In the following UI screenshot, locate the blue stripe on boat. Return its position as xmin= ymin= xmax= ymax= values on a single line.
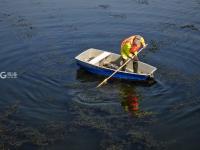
xmin=76 ymin=61 xmax=148 ymax=81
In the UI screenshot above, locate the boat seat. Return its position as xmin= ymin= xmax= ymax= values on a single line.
xmin=89 ymin=52 xmax=111 ymax=65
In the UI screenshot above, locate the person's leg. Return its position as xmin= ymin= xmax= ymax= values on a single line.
xmin=132 ymin=56 xmax=139 ymax=73
xmin=133 ymin=61 xmax=138 ymax=73
xmin=120 ymin=58 xmax=127 ymax=71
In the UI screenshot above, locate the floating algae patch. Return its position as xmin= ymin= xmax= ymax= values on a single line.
xmin=1 ymin=101 xmax=20 ymax=118
xmin=129 ymin=111 xmax=156 ymax=120
xmin=1 ymin=12 xmax=37 ymax=40
xmin=0 ymin=102 xmax=68 ymax=149
xmin=180 ymin=24 xmax=199 ymax=31
xmin=98 ymin=4 xmax=111 ymax=10
xmin=100 ymin=130 xmax=164 ymax=150
xmin=109 ymin=13 xmax=127 ymax=19
xmin=131 ymin=0 xmax=149 ymax=5
xmin=40 ymin=121 xmax=66 ymax=144
xmin=0 ymin=121 xmax=67 ymax=149
xmin=67 ymin=100 xmax=166 ymax=150
xmin=148 ymin=40 xmax=160 ymax=52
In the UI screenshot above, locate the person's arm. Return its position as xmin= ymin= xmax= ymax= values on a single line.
xmin=130 ymin=45 xmax=139 ymax=56
xmin=140 ymin=37 xmax=146 ymax=47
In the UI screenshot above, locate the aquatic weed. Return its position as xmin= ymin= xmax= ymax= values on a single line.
xmin=148 ymin=40 xmax=160 ymax=52
xmin=180 ymin=24 xmax=199 ymax=31
xmin=98 ymin=4 xmax=111 ymax=10
xmin=67 ymin=101 xmax=165 ymax=150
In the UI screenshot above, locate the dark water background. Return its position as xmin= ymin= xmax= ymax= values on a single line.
xmin=0 ymin=0 xmax=200 ymax=149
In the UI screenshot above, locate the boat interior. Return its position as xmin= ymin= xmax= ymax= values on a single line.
xmin=75 ymin=48 xmax=157 ymax=75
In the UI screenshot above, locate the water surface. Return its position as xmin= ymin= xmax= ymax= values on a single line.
xmin=0 ymin=0 xmax=200 ymax=149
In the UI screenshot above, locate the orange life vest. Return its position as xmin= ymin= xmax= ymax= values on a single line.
xmin=121 ymin=35 xmax=143 ymax=48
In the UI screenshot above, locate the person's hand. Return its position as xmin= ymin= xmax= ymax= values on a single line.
xmin=129 ymin=54 xmax=135 ymax=59
xmin=134 ymin=51 xmax=138 ymax=56
xmin=143 ymin=44 xmax=147 ymax=48
xmin=130 ymin=52 xmax=137 ymax=59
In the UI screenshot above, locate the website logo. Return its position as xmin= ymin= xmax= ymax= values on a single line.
xmin=0 ymin=72 xmax=18 ymax=79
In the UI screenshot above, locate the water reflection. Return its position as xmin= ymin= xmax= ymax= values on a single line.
xmin=76 ymin=68 xmax=152 ymax=116
xmin=119 ymin=84 xmax=154 ymax=118
xmin=121 ymin=95 xmax=139 ymax=112
xmin=119 ymin=84 xmax=140 ymax=115
xmin=76 ymin=68 xmax=101 ymax=83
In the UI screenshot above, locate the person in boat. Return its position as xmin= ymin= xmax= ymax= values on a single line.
xmin=120 ymin=35 xmax=146 ymax=73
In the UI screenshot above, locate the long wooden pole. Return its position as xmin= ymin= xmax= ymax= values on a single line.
xmin=96 ymin=45 xmax=147 ymax=88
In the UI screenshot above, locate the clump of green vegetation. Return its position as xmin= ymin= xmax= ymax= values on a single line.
xmin=98 ymin=4 xmax=110 ymax=9
xmin=67 ymin=101 xmax=165 ymax=150
xmin=133 ymin=111 xmax=155 ymax=118
xmin=149 ymin=40 xmax=160 ymax=52
xmin=110 ymin=14 xmax=127 ymax=19
xmin=180 ymin=24 xmax=199 ymax=31
xmin=0 ymin=102 xmax=67 ymax=149
xmin=133 ymin=0 xmax=149 ymax=5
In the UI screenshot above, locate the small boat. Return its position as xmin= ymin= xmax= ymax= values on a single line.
xmin=75 ymin=48 xmax=157 ymax=81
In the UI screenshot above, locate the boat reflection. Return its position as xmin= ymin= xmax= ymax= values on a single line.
xmin=76 ymin=68 xmax=153 ymax=117
xmin=76 ymin=68 xmax=104 ymax=82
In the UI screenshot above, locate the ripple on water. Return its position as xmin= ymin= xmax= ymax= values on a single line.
xmin=65 ymin=81 xmax=120 ymax=106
